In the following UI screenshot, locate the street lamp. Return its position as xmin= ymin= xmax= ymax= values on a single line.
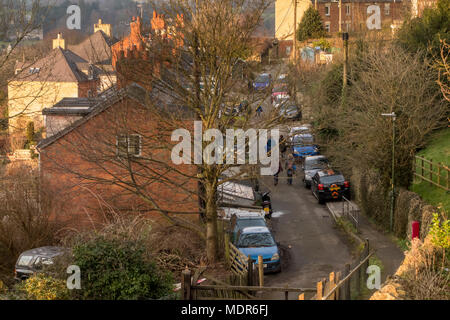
xmin=381 ymin=112 xmax=396 ymax=232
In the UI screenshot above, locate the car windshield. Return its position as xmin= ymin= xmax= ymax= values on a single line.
xmin=293 ymin=135 xmax=314 ymax=145
xmin=238 ymin=232 xmax=276 ymax=248
xmin=17 ymin=255 xmax=33 ymax=266
xmin=320 ymin=174 xmax=345 ymax=184
xmin=305 ymin=158 xmax=328 ymax=170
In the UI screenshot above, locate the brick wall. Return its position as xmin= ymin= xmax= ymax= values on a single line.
xmin=39 ymin=96 xmax=200 ymax=230
xmin=317 ymin=1 xmax=405 ymax=34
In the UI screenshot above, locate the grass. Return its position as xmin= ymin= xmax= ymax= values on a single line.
xmin=411 ymin=127 xmax=450 ymax=214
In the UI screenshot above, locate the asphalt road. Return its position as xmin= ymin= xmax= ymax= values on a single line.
xmin=257 ymin=172 xmax=353 ymax=299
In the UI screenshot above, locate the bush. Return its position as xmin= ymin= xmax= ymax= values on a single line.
xmin=72 ymin=236 xmax=173 ymax=300
xmin=17 ymin=274 xmax=70 ymax=300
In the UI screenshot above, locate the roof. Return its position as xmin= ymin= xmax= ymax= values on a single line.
xmin=220 ymin=207 xmax=264 ymax=220
xmin=68 ymin=30 xmax=118 ymax=65
xmin=241 ymin=226 xmax=270 ymax=234
xmin=19 ymin=246 xmax=66 ymax=258
xmin=37 ymin=84 xmax=149 ymax=150
xmin=42 ymin=97 xmax=103 ymax=116
xmin=13 ymin=47 xmax=91 ymax=83
xmin=37 ymin=83 xmax=194 ymax=151
xmin=305 ymin=155 xmax=327 ymax=161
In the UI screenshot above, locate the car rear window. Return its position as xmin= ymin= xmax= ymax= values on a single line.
xmin=320 ymin=175 xmax=345 ymax=184
xmin=17 ymin=255 xmax=33 ymax=266
xmin=238 ymin=232 xmax=275 ymax=248
xmin=305 ymin=158 xmax=328 ymax=170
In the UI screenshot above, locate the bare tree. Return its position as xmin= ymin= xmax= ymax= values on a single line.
xmin=38 ymin=0 xmax=292 ymax=262
xmin=313 ymin=45 xmax=447 ymax=189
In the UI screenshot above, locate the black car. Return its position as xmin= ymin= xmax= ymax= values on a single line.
xmin=15 ymin=246 xmax=67 ymax=280
xmin=311 ymin=169 xmax=350 ymax=204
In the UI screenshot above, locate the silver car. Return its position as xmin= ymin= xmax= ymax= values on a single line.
xmin=302 ymin=155 xmax=329 ymax=188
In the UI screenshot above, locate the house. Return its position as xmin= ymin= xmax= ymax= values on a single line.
xmin=8 ymin=35 xmax=100 ymax=139
xmin=275 ymin=0 xmax=312 ymax=41
xmin=37 ymin=84 xmax=200 ymax=229
xmin=315 ymin=0 xmax=405 ymax=34
xmin=8 ymin=20 xmax=118 ymax=144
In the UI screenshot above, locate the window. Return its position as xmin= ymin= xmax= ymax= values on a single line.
xmin=117 ymin=134 xmax=142 ymax=157
xmin=346 ymin=4 xmax=351 ymax=16
xmin=346 ymin=21 xmax=351 ymax=32
xmin=325 ymin=4 xmax=331 ymax=16
xmin=384 ymin=4 xmax=390 ymax=15
xmin=324 ymin=22 xmax=331 ymax=33
xmin=285 ymin=46 xmax=291 ymax=55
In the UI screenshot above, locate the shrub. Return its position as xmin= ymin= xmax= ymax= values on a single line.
xmin=72 ymin=236 xmax=173 ymax=300
xmin=18 ymin=274 xmax=70 ymax=300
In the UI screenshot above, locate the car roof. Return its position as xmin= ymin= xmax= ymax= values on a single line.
xmin=241 ymin=226 xmax=270 ymax=234
xmin=305 ymin=155 xmax=327 ymax=161
xmin=19 ymin=246 xmax=66 ymax=258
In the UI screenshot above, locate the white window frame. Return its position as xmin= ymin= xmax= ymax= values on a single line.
xmin=384 ymin=3 xmax=390 ymax=16
xmin=324 ymin=22 xmax=331 ymax=33
xmin=117 ymin=134 xmax=142 ymax=157
xmin=325 ymin=4 xmax=331 ymax=16
xmin=346 ymin=4 xmax=351 ymax=16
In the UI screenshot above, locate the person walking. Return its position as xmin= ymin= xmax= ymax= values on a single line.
xmin=256 ymin=105 xmax=263 ymax=117
xmin=285 ymin=153 xmax=295 ymax=185
xmin=274 ymin=160 xmax=283 ymax=186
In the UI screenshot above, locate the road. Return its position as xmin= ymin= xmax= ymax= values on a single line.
xmin=258 ymin=172 xmax=353 ymax=299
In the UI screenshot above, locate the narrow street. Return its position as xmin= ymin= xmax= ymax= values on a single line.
xmin=259 ymin=174 xmax=353 ymax=299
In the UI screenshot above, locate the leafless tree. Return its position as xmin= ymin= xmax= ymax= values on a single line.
xmin=38 ymin=0 xmax=293 ymax=262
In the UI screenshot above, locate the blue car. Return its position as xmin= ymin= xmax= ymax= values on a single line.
xmin=253 ymin=73 xmax=272 ymax=91
xmin=235 ymin=226 xmax=281 ymax=273
xmin=291 ymin=133 xmax=319 ymax=159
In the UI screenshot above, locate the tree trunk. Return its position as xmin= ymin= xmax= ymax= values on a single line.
xmin=205 ymin=181 xmax=219 ymax=262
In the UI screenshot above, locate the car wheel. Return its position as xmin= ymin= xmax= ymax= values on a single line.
xmin=318 ymin=196 xmax=325 ymax=205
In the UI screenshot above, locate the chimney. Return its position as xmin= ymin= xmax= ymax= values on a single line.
xmin=52 ymin=33 xmax=66 ymax=50
xmin=94 ymin=18 xmax=112 ymax=37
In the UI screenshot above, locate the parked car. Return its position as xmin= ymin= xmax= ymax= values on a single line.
xmin=289 ymin=125 xmax=311 ymax=136
xmin=253 ymin=73 xmax=272 ymax=91
xmin=302 ymin=155 xmax=329 ymax=188
xmin=271 ymin=84 xmax=289 ymax=103
xmin=279 ymin=103 xmax=301 ymax=121
xmin=234 ymin=226 xmax=281 ymax=273
xmin=272 ymin=93 xmax=290 ymax=108
xmin=291 ymin=133 xmax=319 ymax=160
xmin=310 ymin=169 xmax=350 ymax=204
xmin=15 ymin=246 xmax=67 ymax=280
xmin=229 ymin=210 xmax=267 ymax=243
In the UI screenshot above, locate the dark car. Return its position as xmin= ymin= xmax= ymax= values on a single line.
xmin=279 ymin=103 xmax=301 ymax=121
xmin=15 ymin=246 xmax=67 ymax=280
xmin=253 ymin=73 xmax=272 ymax=91
xmin=302 ymin=155 xmax=329 ymax=188
xmin=311 ymin=169 xmax=350 ymax=204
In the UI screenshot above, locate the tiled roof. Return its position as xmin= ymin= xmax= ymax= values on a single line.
xmin=68 ymin=30 xmax=118 ymax=65
xmin=13 ymin=47 xmax=90 ymax=83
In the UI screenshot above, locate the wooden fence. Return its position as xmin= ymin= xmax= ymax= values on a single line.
xmin=312 ymin=239 xmax=372 ymax=300
xmin=181 ymin=268 xmax=316 ymax=300
xmin=413 ymin=155 xmax=449 ymax=191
